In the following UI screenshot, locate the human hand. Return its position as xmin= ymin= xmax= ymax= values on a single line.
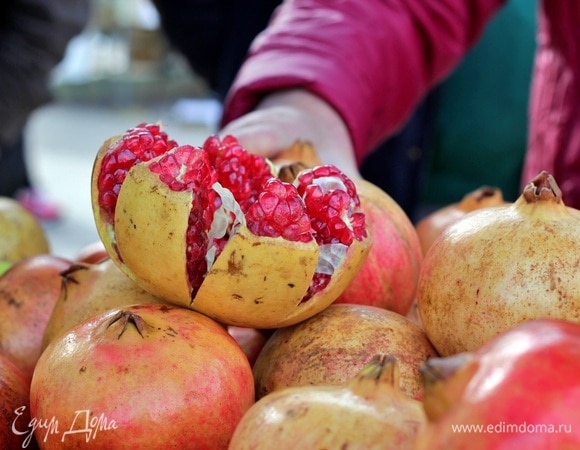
xmin=220 ymin=89 xmax=360 ymax=179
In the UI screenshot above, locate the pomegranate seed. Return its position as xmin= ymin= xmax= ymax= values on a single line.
xmin=203 ymin=135 xmax=273 ymax=212
xmin=246 ymin=178 xmax=313 ymax=243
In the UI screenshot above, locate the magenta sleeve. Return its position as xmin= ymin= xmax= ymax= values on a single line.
xmin=222 ymin=0 xmax=505 ymax=165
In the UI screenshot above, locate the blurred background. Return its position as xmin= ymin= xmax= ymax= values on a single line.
xmin=26 ymin=0 xmax=221 ymax=259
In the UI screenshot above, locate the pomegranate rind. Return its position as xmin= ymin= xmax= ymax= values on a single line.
xmin=114 ymin=161 xmax=193 ymax=304
xmin=274 ymin=235 xmax=371 ymax=327
xmin=91 ymin=134 xmax=125 ymax=270
xmin=193 ymin=226 xmax=320 ymax=328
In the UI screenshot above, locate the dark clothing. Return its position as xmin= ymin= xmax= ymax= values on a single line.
xmin=152 ymin=0 xmax=281 ymax=101
xmin=0 ymin=0 xmax=89 ymax=196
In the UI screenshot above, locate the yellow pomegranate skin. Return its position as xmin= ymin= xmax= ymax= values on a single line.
xmin=230 ymin=355 xmax=425 ymax=450
xmin=253 ymin=304 xmax=439 ymax=400
xmin=417 ymin=171 xmax=580 ymax=356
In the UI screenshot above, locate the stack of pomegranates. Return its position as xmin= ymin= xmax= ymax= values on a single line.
xmin=1 ymin=122 xmax=580 ymax=449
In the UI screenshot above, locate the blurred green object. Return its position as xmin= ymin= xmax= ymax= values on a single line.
xmin=422 ymin=0 xmax=538 ymax=205
xmin=0 ymin=261 xmax=12 ymax=277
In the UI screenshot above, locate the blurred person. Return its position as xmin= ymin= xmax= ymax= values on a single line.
xmin=0 ymin=0 xmax=90 ymax=220
xmin=154 ymin=0 xmax=537 ymax=220
xmin=152 ymin=0 xmax=281 ymax=102
xmin=217 ymin=0 xmax=580 ymax=213
xmin=359 ymin=0 xmax=536 ymax=219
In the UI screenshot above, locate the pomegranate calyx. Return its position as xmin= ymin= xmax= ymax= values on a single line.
xmin=459 ymin=186 xmax=504 ymax=211
xmin=59 ymin=263 xmax=89 ymax=283
xmin=359 ymin=354 xmax=398 ymax=382
xmin=523 ymin=170 xmax=563 ymax=204
xmin=277 ymin=161 xmax=309 ymax=183
xmin=347 ymin=354 xmax=408 ymax=404
xmin=420 ymin=352 xmax=479 ymax=422
xmin=107 ymin=310 xmax=150 ymax=339
xmin=347 ymin=354 xmax=404 ymax=402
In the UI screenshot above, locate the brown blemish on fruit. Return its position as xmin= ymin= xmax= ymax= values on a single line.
xmin=227 ymin=251 xmax=244 ymax=274
xmin=165 ymin=326 xmax=178 ymax=337
xmin=299 ymin=256 xmax=311 ymax=266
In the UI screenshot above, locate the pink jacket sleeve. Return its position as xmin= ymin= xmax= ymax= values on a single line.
xmin=521 ymin=1 xmax=580 ymax=208
xmin=222 ymin=0 xmax=505 ymax=165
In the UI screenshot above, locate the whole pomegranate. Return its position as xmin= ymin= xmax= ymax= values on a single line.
xmin=417 ymin=171 xmax=580 ymax=356
xmin=30 ymin=303 xmax=255 ymax=449
xmin=0 ymin=196 xmax=50 ymax=263
xmin=0 ymin=254 xmax=72 ymax=380
xmin=335 ymin=178 xmax=423 ymax=315
xmin=415 ymin=319 xmax=580 ymax=449
xmin=227 ymin=326 xmax=270 ymax=367
xmin=73 ymin=240 xmax=108 ymax=264
xmin=253 ymin=303 xmax=438 ymax=400
xmin=0 ymin=351 xmax=38 ymax=449
xmin=230 ymin=354 xmax=425 ymax=450
xmin=41 ymin=259 xmax=166 ymax=350
xmin=415 ymin=186 xmax=506 ymax=256
xmin=91 ymin=125 xmax=371 ymax=329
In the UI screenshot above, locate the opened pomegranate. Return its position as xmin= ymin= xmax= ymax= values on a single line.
xmin=30 ymin=303 xmax=255 ymax=449
xmin=415 ymin=319 xmax=580 ymax=449
xmin=91 ymin=125 xmax=370 ymax=328
xmin=0 ymin=254 xmax=72 ymax=381
xmin=230 ymin=354 xmax=425 ymax=449
xmin=253 ymin=303 xmax=438 ymax=400
xmin=41 ymin=259 xmax=166 ymax=350
xmin=0 ymin=196 xmax=50 ymax=263
xmin=417 ymin=171 xmax=580 ymax=356
xmin=415 ymin=186 xmax=506 ymax=256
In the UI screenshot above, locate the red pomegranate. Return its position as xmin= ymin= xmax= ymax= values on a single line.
xmin=335 ymin=179 xmax=423 ymax=315
xmin=415 ymin=319 xmax=580 ymax=449
xmin=30 ymin=303 xmax=255 ymax=449
xmin=0 ymin=351 xmax=38 ymax=449
xmin=276 ymin=144 xmax=423 ymax=315
xmin=417 ymin=171 xmax=580 ymax=356
xmin=91 ymin=125 xmax=371 ymax=329
xmin=252 ymin=303 xmax=438 ymax=400
xmin=0 ymin=254 xmax=72 ymax=380
xmin=41 ymin=259 xmax=166 ymax=350
xmin=73 ymin=240 xmax=108 ymax=264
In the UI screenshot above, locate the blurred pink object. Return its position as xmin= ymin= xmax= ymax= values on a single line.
xmin=16 ymin=189 xmax=61 ymax=221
